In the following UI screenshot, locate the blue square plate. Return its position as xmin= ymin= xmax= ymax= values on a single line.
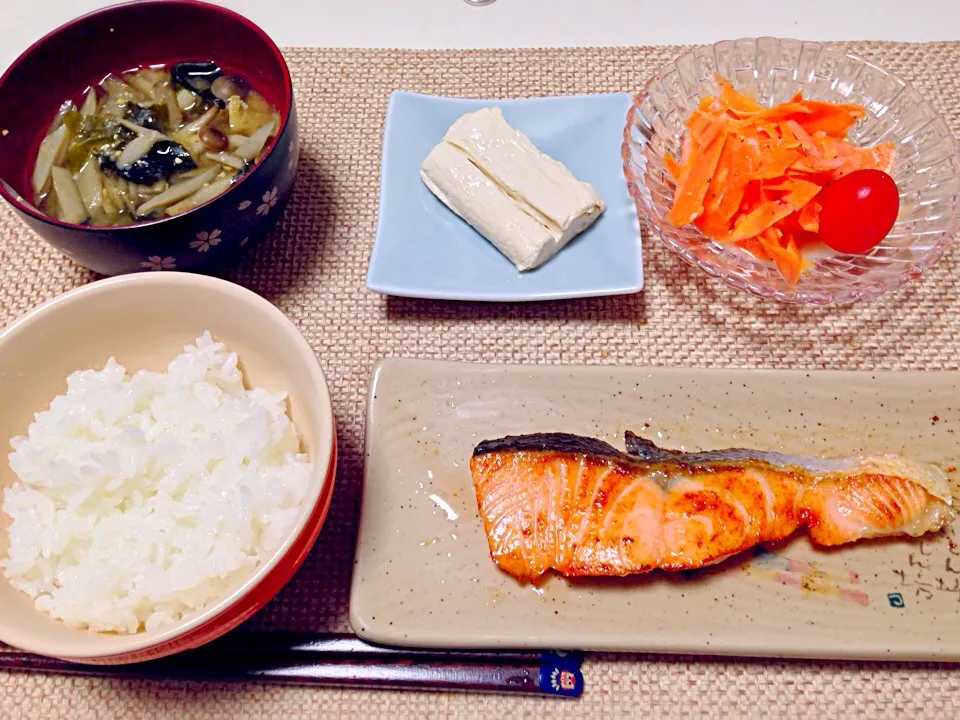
xmin=366 ymin=91 xmax=643 ymax=302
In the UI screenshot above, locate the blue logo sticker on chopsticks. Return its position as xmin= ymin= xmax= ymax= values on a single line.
xmin=540 ymin=664 xmax=583 ymax=697
xmin=537 ymin=651 xmax=584 ymax=697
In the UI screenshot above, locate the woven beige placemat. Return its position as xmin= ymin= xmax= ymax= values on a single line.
xmin=2 ymin=43 xmax=960 ymax=718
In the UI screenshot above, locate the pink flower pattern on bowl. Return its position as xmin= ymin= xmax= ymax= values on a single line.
xmin=287 ymin=141 xmax=297 ymax=170
xmin=141 ymin=255 xmax=177 ymax=271
xmin=622 ymin=37 xmax=960 ymax=304
xmin=257 ymin=187 xmax=279 ymax=216
xmin=190 ymin=229 xmax=222 ymax=252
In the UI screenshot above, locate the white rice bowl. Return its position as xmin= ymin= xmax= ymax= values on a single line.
xmin=1 ymin=332 xmax=312 ymax=634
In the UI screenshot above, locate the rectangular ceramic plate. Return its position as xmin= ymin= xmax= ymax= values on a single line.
xmin=365 ymin=91 xmax=642 ymax=302
xmin=350 ymin=360 xmax=960 ymax=660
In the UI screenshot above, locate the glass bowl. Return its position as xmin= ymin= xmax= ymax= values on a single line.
xmin=622 ymin=37 xmax=960 ymax=304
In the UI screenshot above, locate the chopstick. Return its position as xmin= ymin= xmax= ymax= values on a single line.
xmin=0 ymin=633 xmax=584 ymax=698
xmin=195 ymin=631 xmax=586 ymax=663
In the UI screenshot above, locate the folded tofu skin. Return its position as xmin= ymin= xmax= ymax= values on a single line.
xmin=420 ymin=107 xmax=606 ymax=271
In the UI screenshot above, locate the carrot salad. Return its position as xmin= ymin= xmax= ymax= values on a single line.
xmin=664 ymin=75 xmax=895 ymax=283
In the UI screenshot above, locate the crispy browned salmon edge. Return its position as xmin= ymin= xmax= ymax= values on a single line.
xmin=472 ymin=432 xmax=627 ymax=459
xmin=471 ymin=431 xmax=692 ymax=463
xmin=473 ymin=431 xmax=826 ymax=470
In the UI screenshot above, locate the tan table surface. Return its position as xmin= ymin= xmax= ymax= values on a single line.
xmin=2 ymin=43 xmax=960 ymax=718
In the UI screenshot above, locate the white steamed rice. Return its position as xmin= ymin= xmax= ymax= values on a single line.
xmin=1 ymin=332 xmax=312 ymax=634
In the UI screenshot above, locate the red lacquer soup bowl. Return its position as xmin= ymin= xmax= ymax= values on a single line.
xmin=0 ymin=0 xmax=298 ymax=276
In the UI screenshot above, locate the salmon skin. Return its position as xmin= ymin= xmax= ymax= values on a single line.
xmin=470 ymin=432 xmax=954 ymax=583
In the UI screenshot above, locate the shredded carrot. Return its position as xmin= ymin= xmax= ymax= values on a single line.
xmin=664 ymin=74 xmax=895 ymax=283
xmin=797 ymin=200 xmax=821 ymax=233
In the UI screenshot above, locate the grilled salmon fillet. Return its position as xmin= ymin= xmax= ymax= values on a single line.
xmin=469 ymin=432 xmax=954 ymax=583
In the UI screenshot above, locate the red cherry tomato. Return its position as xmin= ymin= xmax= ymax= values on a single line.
xmin=816 ymin=169 xmax=899 ymax=254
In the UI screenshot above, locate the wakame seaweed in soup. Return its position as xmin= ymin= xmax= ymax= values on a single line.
xmin=31 ymin=61 xmax=280 ymax=226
